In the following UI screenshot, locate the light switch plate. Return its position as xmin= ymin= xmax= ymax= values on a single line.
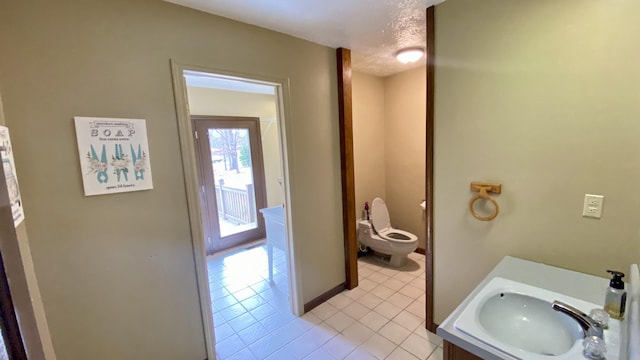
xmin=582 ymin=194 xmax=604 ymax=219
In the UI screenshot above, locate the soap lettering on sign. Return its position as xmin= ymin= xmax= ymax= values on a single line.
xmin=91 ymin=129 xmax=136 ymax=137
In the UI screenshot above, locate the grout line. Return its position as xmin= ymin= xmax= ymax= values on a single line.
xmin=209 ymin=245 xmax=438 ymax=359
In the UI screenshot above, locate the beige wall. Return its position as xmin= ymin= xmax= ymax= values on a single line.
xmin=353 ymin=68 xmax=426 ymax=249
xmin=0 ymin=0 xmax=344 ymax=359
xmin=352 ymin=72 xmax=386 ymax=218
xmin=434 ymin=0 xmax=640 ymax=323
xmin=384 ymin=68 xmax=427 ymax=249
xmin=186 ymin=87 xmax=284 ymax=207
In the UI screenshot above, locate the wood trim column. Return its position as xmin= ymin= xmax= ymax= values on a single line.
xmin=336 ymin=48 xmax=358 ymax=289
xmin=425 ymin=5 xmax=437 ymax=333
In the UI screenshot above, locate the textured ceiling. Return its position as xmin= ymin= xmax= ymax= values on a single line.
xmin=165 ymin=0 xmax=443 ymax=77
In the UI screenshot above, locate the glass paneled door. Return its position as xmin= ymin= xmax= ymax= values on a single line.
xmin=192 ymin=116 xmax=267 ymax=255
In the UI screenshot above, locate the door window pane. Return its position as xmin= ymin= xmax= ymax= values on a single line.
xmin=208 ymin=128 xmax=258 ymax=237
xmin=0 ymin=326 xmax=8 ymax=360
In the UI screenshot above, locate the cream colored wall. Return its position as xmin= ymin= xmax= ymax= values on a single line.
xmin=384 ymin=67 xmax=426 ymax=249
xmin=352 ymin=72 xmax=386 ymax=218
xmin=434 ymin=0 xmax=640 ymax=323
xmin=352 ymin=68 xmax=426 ymax=249
xmin=0 ymin=0 xmax=344 ymax=359
xmin=186 ymin=87 xmax=284 ymax=207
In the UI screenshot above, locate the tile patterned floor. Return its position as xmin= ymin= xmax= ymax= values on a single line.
xmin=208 ymin=244 xmax=442 ymax=359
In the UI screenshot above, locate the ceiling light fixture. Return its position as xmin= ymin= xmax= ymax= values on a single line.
xmin=395 ymin=48 xmax=425 ymax=64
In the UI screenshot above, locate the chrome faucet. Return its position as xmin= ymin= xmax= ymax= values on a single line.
xmin=552 ymin=301 xmax=604 ymax=339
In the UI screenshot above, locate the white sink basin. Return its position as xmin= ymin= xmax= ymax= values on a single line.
xmin=478 ymin=291 xmax=582 ymax=355
xmin=454 ymin=277 xmax=621 ymax=359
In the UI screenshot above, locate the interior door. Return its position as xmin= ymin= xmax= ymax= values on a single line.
xmin=192 ymin=116 xmax=267 ymax=255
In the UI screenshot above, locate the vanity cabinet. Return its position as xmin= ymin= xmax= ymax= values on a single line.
xmin=443 ymin=340 xmax=482 ymax=360
xmin=259 ymin=206 xmax=286 ymax=283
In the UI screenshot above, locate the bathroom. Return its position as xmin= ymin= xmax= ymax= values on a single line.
xmin=352 ymin=65 xmax=427 ymax=266
xmin=431 ymin=0 xmax=640 ymax=326
xmin=354 ymin=0 xmax=640 ymax=357
xmin=431 ymin=0 xmax=640 ymax=358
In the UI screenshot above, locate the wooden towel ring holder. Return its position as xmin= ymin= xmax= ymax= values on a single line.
xmin=469 ymin=182 xmax=502 ymax=221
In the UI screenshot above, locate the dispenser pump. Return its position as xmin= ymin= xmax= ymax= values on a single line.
xmin=607 ymin=270 xmax=625 ymax=290
xmin=604 ymin=269 xmax=627 ymax=320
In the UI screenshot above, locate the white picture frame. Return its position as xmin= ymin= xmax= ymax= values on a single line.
xmin=74 ymin=117 xmax=153 ymax=196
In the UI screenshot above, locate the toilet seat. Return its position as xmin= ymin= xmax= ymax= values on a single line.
xmin=370 ymin=198 xmax=418 ymax=243
xmin=377 ymin=228 xmax=417 ymax=243
xmin=370 ymin=197 xmax=392 ymax=232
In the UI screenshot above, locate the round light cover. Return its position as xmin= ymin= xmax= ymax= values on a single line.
xmin=396 ymin=48 xmax=424 ymax=63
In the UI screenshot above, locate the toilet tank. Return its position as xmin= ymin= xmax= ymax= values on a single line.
xmin=357 ymin=220 xmax=372 ymax=241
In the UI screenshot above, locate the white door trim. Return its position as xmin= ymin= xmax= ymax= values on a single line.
xmin=169 ymin=60 xmax=303 ymax=360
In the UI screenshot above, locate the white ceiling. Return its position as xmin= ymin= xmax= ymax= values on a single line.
xmin=165 ymin=0 xmax=443 ymax=77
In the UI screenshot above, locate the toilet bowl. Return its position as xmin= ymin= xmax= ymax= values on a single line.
xmin=357 ymin=197 xmax=418 ymax=267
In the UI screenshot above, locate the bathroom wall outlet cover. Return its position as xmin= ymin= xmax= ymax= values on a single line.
xmin=582 ymin=194 xmax=604 ymax=219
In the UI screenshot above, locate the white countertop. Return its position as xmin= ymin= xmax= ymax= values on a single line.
xmin=436 ymin=256 xmax=611 ymax=360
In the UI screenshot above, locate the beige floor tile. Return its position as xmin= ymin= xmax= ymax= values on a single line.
xmin=211 ymin=249 xmax=436 ymax=360
xmin=359 ymin=333 xmax=396 ymax=359
xmin=370 ymin=284 xmax=395 ymax=299
xmin=311 ymin=301 xmax=339 ymax=321
xmin=342 ymin=321 xmax=375 ymax=346
xmin=378 ymin=321 xmax=412 ymax=345
xmin=374 ymin=301 xmax=403 ymax=319
xmin=428 ymin=346 xmax=444 ymax=360
xmin=356 ymin=292 xmax=384 ymax=309
xmin=386 ymin=346 xmax=420 ymax=360
xmin=327 ymin=292 xmax=354 ymax=309
xmin=343 ymin=301 xmax=370 ymax=319
xmin=325 ymin=311 xmax=356 ymax=332
xmin=400 ymin=333 xmax=438 ymax=359
xmin=359 ymin=310 xmax=389 ymax=331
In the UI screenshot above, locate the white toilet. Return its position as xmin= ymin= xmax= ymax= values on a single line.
xmin=358 ymin=197 xmax=418 ymax=267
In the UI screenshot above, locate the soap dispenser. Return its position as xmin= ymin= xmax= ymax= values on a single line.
xmin=604 ymin=270 xmax=627 ymax=320
xmin=364 ymin=202 xmax=370 ymax=220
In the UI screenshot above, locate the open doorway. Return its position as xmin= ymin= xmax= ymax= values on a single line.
xmin=171 ymin=62 xmax=301 ymax=359
xmin=345 ymin=46 xmax=431 ymax=333
xmin=338 ymin=7 xmax=435 ymax=332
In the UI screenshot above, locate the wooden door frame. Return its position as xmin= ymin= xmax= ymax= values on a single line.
xmin=336 ymin=5 xmax=437 ymax=332
xmin=191 ymin=115 xmax=267 ymax=255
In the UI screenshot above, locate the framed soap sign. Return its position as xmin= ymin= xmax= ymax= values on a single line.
xmin=74 ymin=117 xmax=153 ymax=196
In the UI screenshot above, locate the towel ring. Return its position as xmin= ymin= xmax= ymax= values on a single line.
xmin=469 ymin=182 xmax=502 ymax=221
